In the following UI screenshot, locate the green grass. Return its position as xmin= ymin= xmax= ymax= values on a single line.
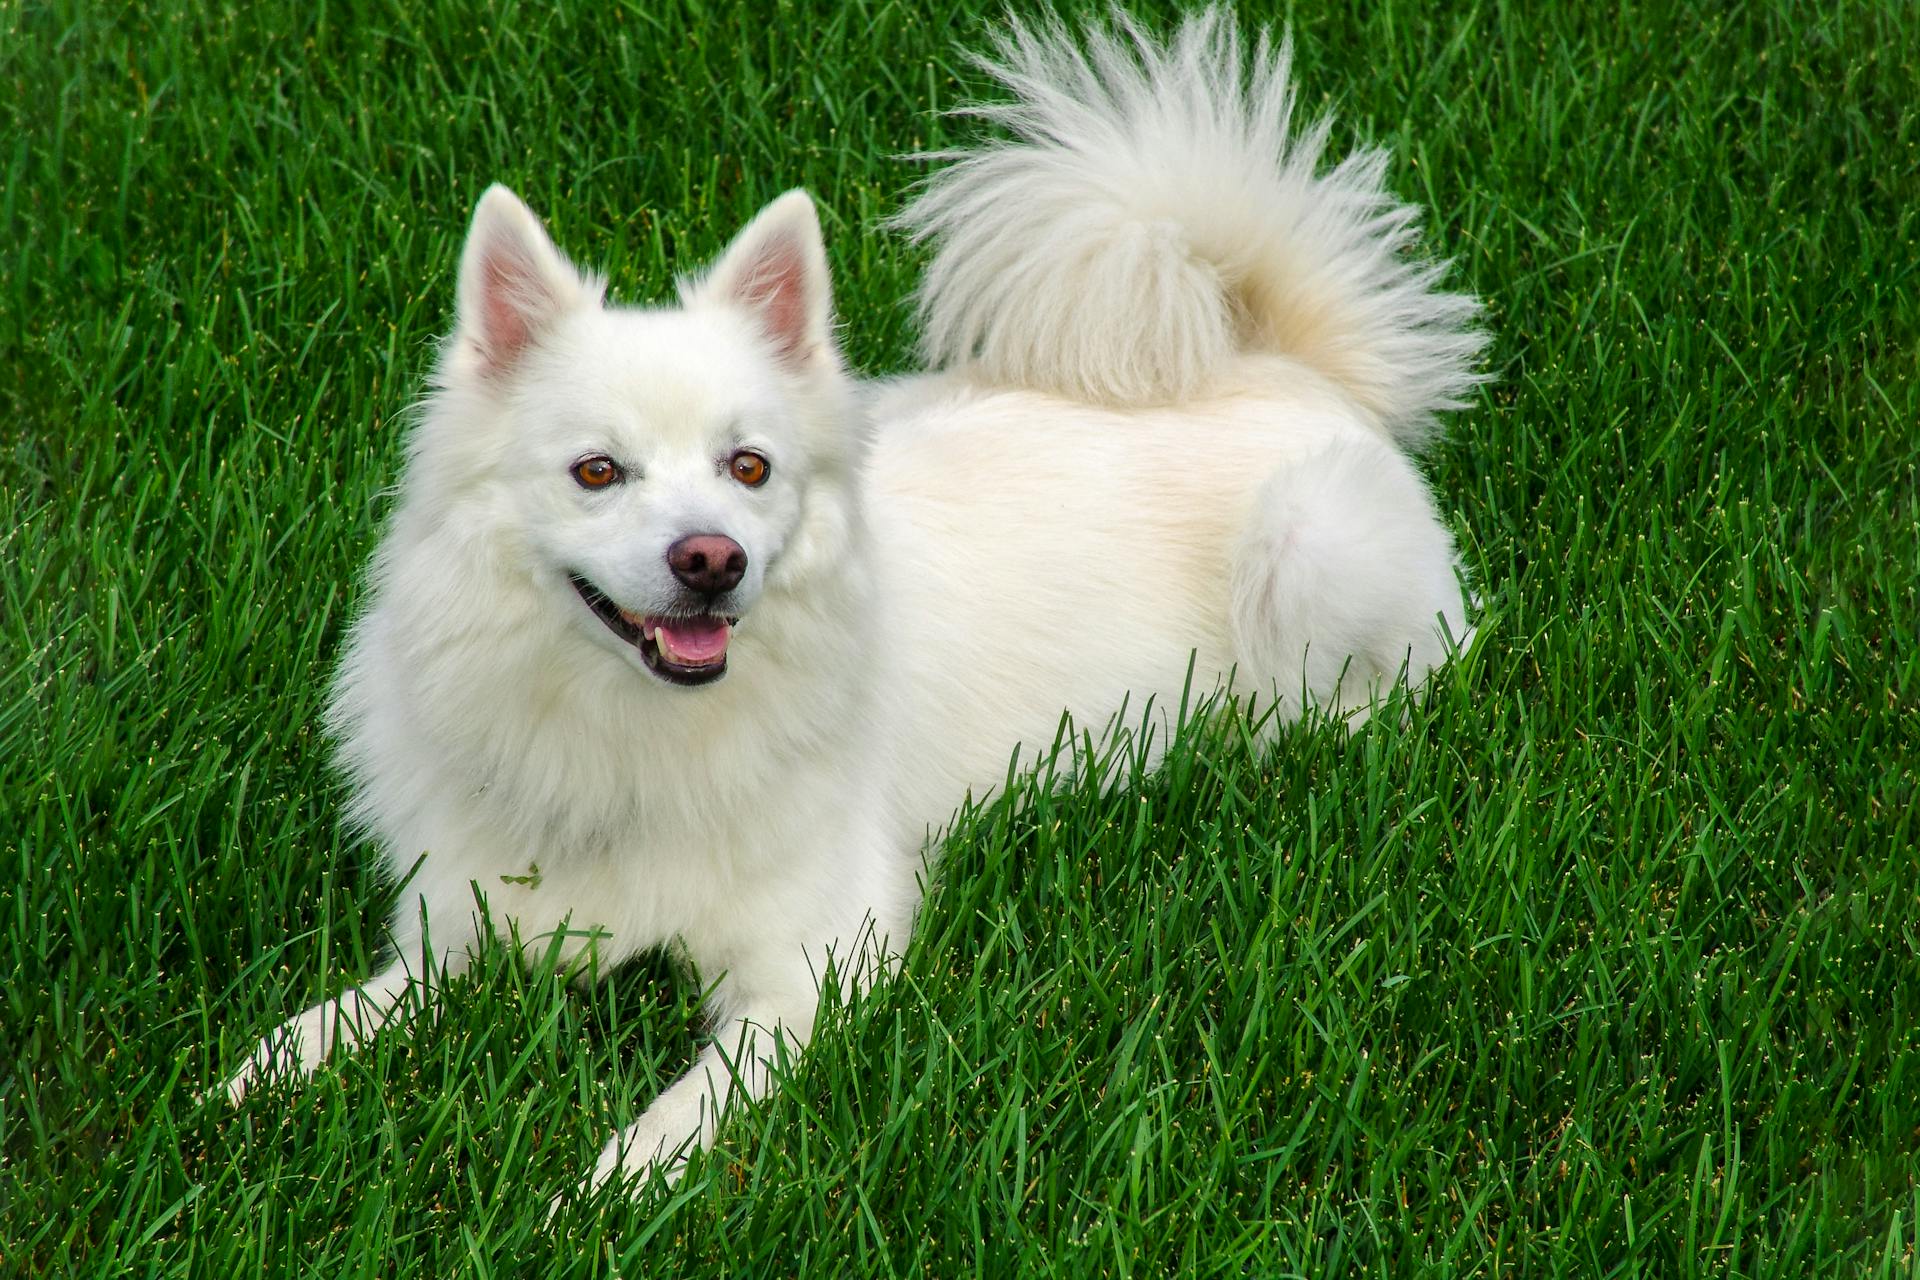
xmin=4 ymin=0 xmax=1917 ymax=1274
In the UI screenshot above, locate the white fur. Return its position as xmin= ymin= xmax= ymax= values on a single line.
xmin=221 ymin=7 xmax=1482 ymax=1204
xmin=893 ymin=8 xmax=1487 ymax=443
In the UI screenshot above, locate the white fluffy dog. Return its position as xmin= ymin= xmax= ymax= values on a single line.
xmin=223 ymin=8 xmax=1484 ymax=1200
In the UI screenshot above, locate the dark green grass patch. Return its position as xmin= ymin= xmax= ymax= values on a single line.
xmin=3 ymin=0 xmax=1917 ymax=1275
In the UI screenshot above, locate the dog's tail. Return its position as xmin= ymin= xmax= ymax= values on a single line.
xmin=893 ymin=8 xmax=1486 ymax=446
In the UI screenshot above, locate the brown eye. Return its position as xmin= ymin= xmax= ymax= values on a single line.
xmin=573 ymin=456 xmax=622 ymax=489
xmin=730 ymin=450 xmax=770 ymax=487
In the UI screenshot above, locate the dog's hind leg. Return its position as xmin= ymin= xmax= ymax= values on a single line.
xmin=1228 ymin=436 xmax=1472 ymax=725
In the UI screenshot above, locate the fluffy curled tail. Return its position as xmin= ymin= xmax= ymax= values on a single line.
xmin=893 ymin=8 xmax=1487 ymax=445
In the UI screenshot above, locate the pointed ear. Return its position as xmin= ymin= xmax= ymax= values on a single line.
xmin=455 ymin=184 xmax=590 ymax=377
xmin=688 ymin=190 xmax=835 ymax=370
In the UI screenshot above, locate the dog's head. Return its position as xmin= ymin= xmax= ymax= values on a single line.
xmin=420 ymin=185 xmax=860 ymax=688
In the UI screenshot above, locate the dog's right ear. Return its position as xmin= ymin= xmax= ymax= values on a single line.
xmin=686 ymin=190 xmax=837 ymax=374
xmin=456 ymin=185 xmax=590 ymax=378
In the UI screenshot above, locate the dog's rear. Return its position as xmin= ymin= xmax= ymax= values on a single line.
xmin=893 ymin=8 xmax=1484 ymax=719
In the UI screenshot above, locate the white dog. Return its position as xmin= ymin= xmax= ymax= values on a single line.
xmin=223 ymin=8 xmax=1484 ymax=1200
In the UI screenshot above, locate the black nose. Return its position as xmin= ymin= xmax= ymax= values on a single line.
xmin=666 ymin=534 xmax=747 ymax=596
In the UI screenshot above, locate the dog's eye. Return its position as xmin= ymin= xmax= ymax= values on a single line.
xmin=730 ymin=450 xmax=770 ymax=488
xmin=573 ymin=456 xmax=622 ymax=489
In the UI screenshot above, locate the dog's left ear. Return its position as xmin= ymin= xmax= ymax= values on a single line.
xmin=688 ymin=190 xmax=836 ymax=371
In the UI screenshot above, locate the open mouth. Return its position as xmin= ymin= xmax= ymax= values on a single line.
xmin=569 ymin=574 xmax=736 ymax=687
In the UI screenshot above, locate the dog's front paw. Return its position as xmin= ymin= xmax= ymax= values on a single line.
xmin=590 ymin=1122 xmax=696 ymax=1192
xmin=219 ymin=996 xmax=368 ymax=1104
xmin=546 ymin=1113 xmax=700 ymax=1223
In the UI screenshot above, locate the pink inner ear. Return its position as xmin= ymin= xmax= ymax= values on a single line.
xmin=734 ymin=240 xmax=813 ymax=365
xmin=477 ymin=244 xmax=542 ymax=370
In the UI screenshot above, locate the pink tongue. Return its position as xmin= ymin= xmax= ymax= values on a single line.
xmin=654 ymin=617 xmax=731 ymax=664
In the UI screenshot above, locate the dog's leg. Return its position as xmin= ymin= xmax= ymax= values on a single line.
xmin=1229 ymin=436 xmax=1472 ymax=723
xmin=215 ymin=867 xmax=491 ymax=1105
xmin=221 ymin=938 xmax=470 ymax=1104
xmin=565 ymin=892 xmax=900 ymax=1206
xmin=221 ymin=960 xmax=417 ymax=1102
xmin=580 ymin=988 xmax=811 ymax=1197
xmin=220 ymin=797 xmax=540 ymax=1104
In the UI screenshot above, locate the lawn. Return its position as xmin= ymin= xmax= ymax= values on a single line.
xmin=3 ymin=0 xmax=1917 ymax=1275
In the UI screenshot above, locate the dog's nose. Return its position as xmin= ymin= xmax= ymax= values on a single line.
xmin=666 ymin=534 xmax=747 ymax=596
